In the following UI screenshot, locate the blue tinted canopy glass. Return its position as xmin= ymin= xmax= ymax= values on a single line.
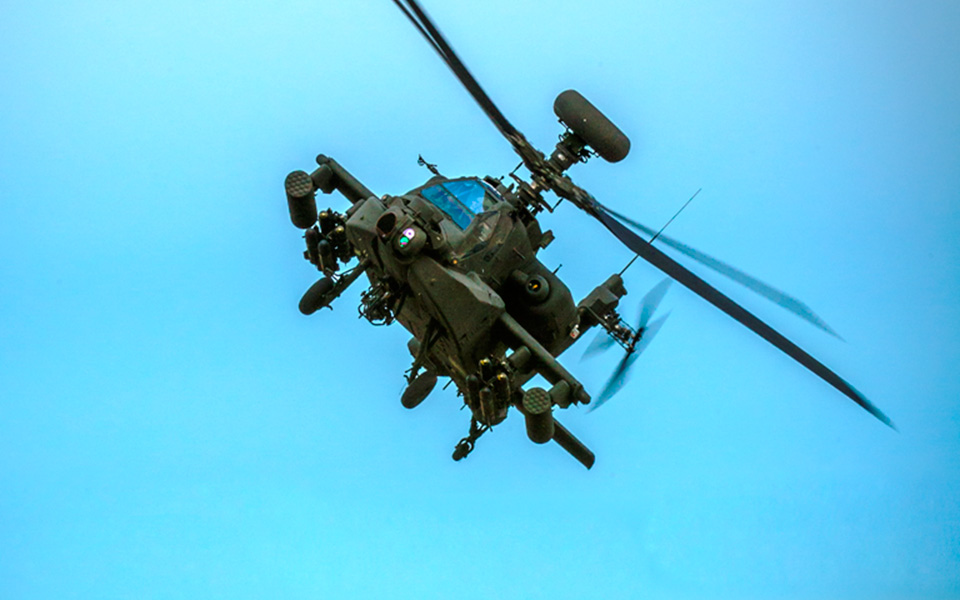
xmin=420 ymin=179 xmax=490 ymax=229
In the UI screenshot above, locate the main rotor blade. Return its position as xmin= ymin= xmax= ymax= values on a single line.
xmin=605 ymin=206 xmax=840 ymax=338
xmin=392 ymin=1 xmax=542 ymax=166
xmin=591 ymin=204 xmax=894 ymax=428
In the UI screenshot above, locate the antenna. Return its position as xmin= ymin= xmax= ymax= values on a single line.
xmin=651 ymin=188 xmax=701 ymax=244
xmin=417 ymin=155 xmax=441 ymax=176
xmin=618 ymin=254 xmax=639 ymax=277
xmin=618 ymin=188 xmax=702 ymax=276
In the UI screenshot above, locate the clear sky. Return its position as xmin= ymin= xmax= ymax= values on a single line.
xmin=2 ymin=1 xmax=959 ymax=599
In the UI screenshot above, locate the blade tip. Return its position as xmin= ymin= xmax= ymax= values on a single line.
xmin=876 ymin=411 xmax=897 ymax=431
xmin=863 ymin=402 xmax=896 ymax=431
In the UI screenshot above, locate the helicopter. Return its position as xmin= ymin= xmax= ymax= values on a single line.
xmin=283 ymin=0 xmax=893 ymax=469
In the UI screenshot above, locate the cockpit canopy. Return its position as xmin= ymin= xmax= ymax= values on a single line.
xmin=420 ymin=178 xmax=502 ymax=229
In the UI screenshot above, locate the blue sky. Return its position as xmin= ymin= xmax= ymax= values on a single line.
xmin=2 ymin=1 xmax=958 ymax=598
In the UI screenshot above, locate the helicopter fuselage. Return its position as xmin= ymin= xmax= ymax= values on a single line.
xmin=287 ymin=155 xmax=627 ymax=467
xmin=283 ymin=0 xmax=894 ymax=469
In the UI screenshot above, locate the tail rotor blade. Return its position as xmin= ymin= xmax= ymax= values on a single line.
xmin=588 ymin=312 xmax=670 ymax=412
xmin=638 ymin=278 xmax=671 ymax=329
xmin=589 ymin=351 xmax=640 ymax=412
xmin=634 ymin=312 xmax=670 ymax=358
xmin=582 ymin=329 xmax=616 ymax=360
xmin=585 ymin=279 xmax=670 ymax=361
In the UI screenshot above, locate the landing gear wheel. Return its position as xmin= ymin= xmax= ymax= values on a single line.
xmin=452 ymin=439 xmax=474 ymax=461
xmin=451 ymin=419 xmax=488 ymax=462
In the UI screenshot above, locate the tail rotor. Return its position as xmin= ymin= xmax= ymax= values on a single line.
xmin=586 ymin=279 xmax=672 ymax=410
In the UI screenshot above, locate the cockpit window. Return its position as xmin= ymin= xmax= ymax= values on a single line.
xmin=459 ymin=210 xmax=507 ymax=260
xmin=420 ymin=179 xmax=497 ymax=229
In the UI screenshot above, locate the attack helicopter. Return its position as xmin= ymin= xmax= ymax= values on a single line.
xmin=283 ymin=0 xmax=893 ymax=469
